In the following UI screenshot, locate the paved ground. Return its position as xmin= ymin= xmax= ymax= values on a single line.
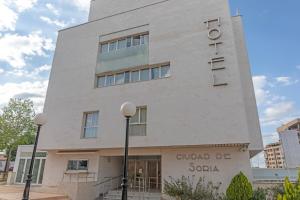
xmin=0 ymin=185 xmax=69 ymax=200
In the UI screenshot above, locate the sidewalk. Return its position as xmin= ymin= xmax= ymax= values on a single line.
xmin=0 ymin=185 xmax=69 ymax=200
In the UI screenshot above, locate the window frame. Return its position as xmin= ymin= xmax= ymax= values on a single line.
xmin=96 ymin=63 xmax=170 ymax=88
xmin=129 ymin=106 xmax=147 ymax=136
xmin=100 ymin=32 xmax=149 ymax=54
xmin=82 ymin=111 xmax=99 ymax=139
xmin=67 ymin=159 xmax=89 ymax=171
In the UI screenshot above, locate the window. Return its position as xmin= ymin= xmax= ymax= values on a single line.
xmin=83 ymin=112 xmax=99 ymax=138
xmin=97 ymin=76 xmax=106 ymax=87
xmin=106 ymin=75 xmax=115 ymax=86
xmin=129 ymin=107 xmax=147 ymax=136
xmin=109 ymin=41 xmax=117 ymax=51
xmin=115 ymin=73 xmax=125 ymax=85
xmin=100 ymin=33 xmax=149 ymax=54
xmin=133 ymin=35 xmax=141 ymax=46
xmin=161 ymin=65 xmax=170 ymax=78
xmin=101 ymin=43 xmax=108 ymax=53
xmin=140 ymin=35 xmax=149 ymax=45
xmin=96 ymin=63 xmax=170 ymax=88
xmin=124 ymin=71 xmax=130 ymax=83
xmin=67 ymin=160 xmax=88 ymax=171
xmin=140 ymin=69 xmax=149 ymax=81
xmin=118 ymin=39 xmax=126 ymax=49
xmin=151 ymin=67 xmax=160 ymax=80
xmin=126 ymin=37 xmax=132 ymax=47
xmin=131 ymin=71 xmax=139 ymax=82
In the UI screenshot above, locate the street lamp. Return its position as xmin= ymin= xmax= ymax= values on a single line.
xmin=22 ymin=113 xmax=47 ymax=200
xmin=120 ymin=102 xmax=136 ymax=200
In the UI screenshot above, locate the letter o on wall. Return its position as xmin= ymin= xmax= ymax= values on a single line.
xmin=208 ymin=28 xmax=222 ymax=40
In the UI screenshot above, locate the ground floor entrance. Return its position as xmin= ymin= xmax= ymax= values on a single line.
xmin=128 ymin=156 xmax=161 ymax=192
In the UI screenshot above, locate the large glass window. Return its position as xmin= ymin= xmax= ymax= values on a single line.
xmin=67 ymin=160 xmax=88 ymax=171
xmin=131 ymin=71 xmax=139 ymax=82
xmin=109 ymin=41 xmax=117 ymax=51
xmin=161 ymin=65 xmax=170 ymax=78
xmin=115 ymin=73 xmax=125 ymax=85
xmin=83 ymin=112 xmax=99 ymax=138
xmin=126 ymin=37 xmax=132 ymax=48
xmin=124 ymin=71 xmax=130 ymax=83
xmin=96 ymin=63 xmax=170 ymax=88
xmin=106 ymin=75 xmax=115 ymax=86
xmin=100 ymin=33 xmax=149 ymax=54
xmin=118 ymin=39 xmax=126 ymax=49
xmin=140 ymin=35 xmax=149 ymax=45
xmin=133 ymin=35 xmax=141 ymax=46
xmin=129 ymin=107 xmax=147 ymax=136
xmin=97 ymin=76 xmax=106 ymax=87
xmin=140 ymin=69 xmax=149 ymax=81
xmin=151 ymin=67 xmax=160 ymax=80
xmin=101 ymin=43 xmax=108 ymax=53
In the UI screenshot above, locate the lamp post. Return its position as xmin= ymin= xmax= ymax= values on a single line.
xmin=120 ymin=102 xmax=136 ymax=200
xmin=22 ymin=113 xmax=47 ymax=200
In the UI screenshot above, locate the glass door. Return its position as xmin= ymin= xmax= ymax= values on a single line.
xmin=127 ymin=156 xmax=161 ymax=192
xmin=15 ymin=158 xmax=46 ymax=184
xmin=147 ymin=160 xmax=161 ymax=191
xmin=15 ymin=159 xmax=26 ymax=183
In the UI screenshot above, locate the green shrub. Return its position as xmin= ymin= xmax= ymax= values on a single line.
xmin=226 ymin=172 xmax=253 ymax=200
xmin=277 ymin=171 xmax=300 ymax=200
xmin=163 ymin=176 xmax=225 ymax=200
xmin=252 ymin=188 xmax=267 ymax=200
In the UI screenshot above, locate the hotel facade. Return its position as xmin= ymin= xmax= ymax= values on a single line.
xmin=38 ymin=0 xmax=263 ymax=199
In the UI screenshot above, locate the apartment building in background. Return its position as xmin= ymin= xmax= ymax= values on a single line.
xmin=37 ymin=0 xmax=263 ymax=199
xmin=264 ymin=142 xmax=285 ymax=168
xmin=277 ymin=118 xmax=300 ymax=169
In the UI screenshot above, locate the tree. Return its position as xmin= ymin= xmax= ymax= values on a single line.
xmin=277 ymin=171 xmax=300 ymax=200
xmin=0 ymin=99 xmax=36 ymax=172
xmin=226 ymin=172 xmax=253 ymax=200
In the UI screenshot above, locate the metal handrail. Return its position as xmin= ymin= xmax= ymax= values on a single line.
xmin=94 ymin=175 xmax=122 ymax=186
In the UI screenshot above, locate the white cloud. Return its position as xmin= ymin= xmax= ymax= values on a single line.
xmin=0 ymin=80 xmax=48 ymax=112
xmin=0 ymin=68 xmax=4 ymax=74
xmin=13 ymin=0 xmax=38 ymax=12
xmin=0 ymin=32 xmax=54 ymax=68
xmin=6 ymin=65 xmax=51 ymax=80
xmin=40 ymin=16 xmax=67 ymax=28
xmin=275 ymin=76 xmax=298 ymax=86
xmin=262 ymin=101 xmax=294 ymax=124
xmin=0 ymin=1 xmax=18 ymax=31
xmin=46 ymin=3 xmax=59 ymax=16
xmin=0 ymin=0 xmax=38 ymax=31
xmin=252 ymin=76 xmax=270 ymax=105
xmin=71 ymin=0 xmax=90 ymax=11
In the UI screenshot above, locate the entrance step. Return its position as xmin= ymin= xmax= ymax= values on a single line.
xmin=104 ymin=190 xmax=161 ymax=200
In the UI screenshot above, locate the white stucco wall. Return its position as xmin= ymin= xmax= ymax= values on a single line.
xmin=39 ymin=0 xmax=262 ymax=153
xmin=42 ymin=151 xmax=99 ymax=186
xmin=161 ymin=147 xmax=252 ymax=192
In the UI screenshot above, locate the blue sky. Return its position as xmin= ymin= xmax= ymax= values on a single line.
xmin=0 ymin=0 xmax=299 ymax=167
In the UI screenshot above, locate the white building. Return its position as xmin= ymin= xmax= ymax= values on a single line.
xmin=38 ymin=0 xmax=263 ymax=199
xmin=277 ymin=119 xmax=300 ymax=169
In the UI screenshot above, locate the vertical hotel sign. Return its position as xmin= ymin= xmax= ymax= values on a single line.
xmin=204 ymin=18 xmax=228 ymax=86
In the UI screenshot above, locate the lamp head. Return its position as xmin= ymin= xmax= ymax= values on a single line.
xmin=34 ymin=113 xmax=47 ymax=126
xmin=120 ymin=102 xmax=136 ymax=117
